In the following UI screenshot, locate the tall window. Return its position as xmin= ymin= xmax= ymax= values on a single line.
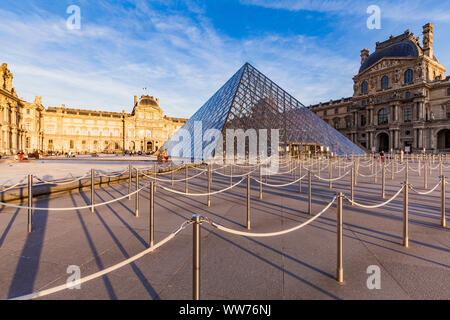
xmin=70 ymin=140 xmax=74 ymax=149
xmin=447 ymin=88 xmax=450 ymax=96
xmin=404 ymin=107 xmax=412 ymax=123
xmin=360 ymin=114 xmax=367 ymax=127
xmin=345 ymin=117 xmax=352 ymax=128
xmin=381 ymin=76 xmax=389 ymax=89
xmin=361 ymin=81 xmax=369 ymax=94
xmin=404 ymin=69 xmax=414 ymax=84
xmin=334 ymin=119 xmax=340 ymax=129
xmin=447 ymin=106 xmax=450 ymax=119
xmin=335 ymin=107 xmax=339 ymax=115
xmin=405 ymin=92 xmax=411 ymax=99
xmin=378 ymin=108 xmax=388 ymax=125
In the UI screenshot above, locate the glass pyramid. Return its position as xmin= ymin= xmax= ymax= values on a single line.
xmin=164 ymin=63 xmax=365 ymax=160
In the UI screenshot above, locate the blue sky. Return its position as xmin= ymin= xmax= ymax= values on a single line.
xmin=1 ymin=0 xmax=449 ymax=118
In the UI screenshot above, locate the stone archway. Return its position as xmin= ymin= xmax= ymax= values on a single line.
xmin=437 ymin=129 xmax=450 ymax=151
xmin=377 ymin=132 xmax=389 ymax=152
xmin=146 ymin=141 xmax=153 ymax=152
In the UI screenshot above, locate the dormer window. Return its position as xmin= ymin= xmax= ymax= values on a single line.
xmin=361 ymin=81 xmax=369 ymax=94
xmin=404 ymin=69 xmax=414 ymax=84
xmin=381 ymin=76 xmax=389 ymax=89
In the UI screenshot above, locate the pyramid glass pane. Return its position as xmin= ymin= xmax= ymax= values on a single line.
xmin=165 ymin=63 xmax=365 ymax=159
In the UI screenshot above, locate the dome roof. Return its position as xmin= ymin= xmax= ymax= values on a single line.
xmin=138 ymin=95 xmax=159 ymax=107
xmin=359 ymin=40 xmax=419 ymax=73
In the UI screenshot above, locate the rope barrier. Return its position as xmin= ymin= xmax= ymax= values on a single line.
xmin=208 ymin=196 xmax=336 ymax=238
xmin=96 ymin=169 xmax=129 ymax=178
xmin=9 ymin=220 xmax=192 ymax=300
xmin=141 ymin=170 xmax=205 ymax=182
xmin=0 ymin=177 xmax=28 ymax=193
xmin=33 ymin=172 xmax=91 ymax=185
xmin=313 ymin=170 xmax=351 ymax=182
xmin=409 ymin=179 xmax=443 ymax=195
xmin=214 ymin=168 xmax=257 ymax=178
xmin=344 ymin=185 xmax=404 ymax=209
xmin=0 ymin=183 xmax=149 ymax=211
xmin=159 ymin=177 xmax=246 ymax=197
xmin=251 ymin=174 xmax=308 ymax=188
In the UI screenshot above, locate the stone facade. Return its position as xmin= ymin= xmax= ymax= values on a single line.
xmin=0 ymin=63 xmax=187 ymax=155
xmin=311 ymin=23 xmax=450 ymax=153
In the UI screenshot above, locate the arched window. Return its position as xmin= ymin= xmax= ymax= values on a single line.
xmin=378 ymin=108 xmax=388 ymax=125
xmin=381 ymin=76 xmax=389 ymax=89
xmin=361 ymin=81 xmax=369 ymax=94
xmin=404 ymin=69 xmax=414 ymax=84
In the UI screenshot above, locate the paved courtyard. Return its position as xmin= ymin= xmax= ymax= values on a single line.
xmin=0 ymin=160 xmax=448 ymax=300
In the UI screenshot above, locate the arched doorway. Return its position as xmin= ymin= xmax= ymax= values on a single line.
xmin=129 ymin=141 xmax=135 ymax=151
xmin=377 ymin=133 xmax=389 ymax=152
xmin=437 ymin=129 xmax=450 ymax=151
xmin=147 ymin=142 xmax=153 ymax=152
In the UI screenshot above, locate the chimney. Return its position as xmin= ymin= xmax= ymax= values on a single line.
xmin=134 ymin=95 xmax=138 ymax=106
xmin=361 ymin=49 xmax=370 ymax=65
xmin=422 ymin=23 xmax=434 ymax=58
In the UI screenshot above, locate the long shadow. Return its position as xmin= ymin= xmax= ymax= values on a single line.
xmin=0 ymin=206 xmax=21 ymax=247
xmin=7 ymin=179 xmax=51 ymax=298
xmin=67 ymin=190 xmax=118 ymax=299
xmin=93 ymin=191 xmax=160 ymax=300
xmin=203 ymin=226 xmax=342 ymax=300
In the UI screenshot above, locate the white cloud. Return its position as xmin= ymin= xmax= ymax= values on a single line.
xmin=0 ymin=1 xmax=362 ymax=118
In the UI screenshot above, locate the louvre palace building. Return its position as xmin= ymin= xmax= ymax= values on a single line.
xmin=310 ymin=23 xmax=450 ymax=153
xmin=0 ymin=63 xmax=187 ymax=155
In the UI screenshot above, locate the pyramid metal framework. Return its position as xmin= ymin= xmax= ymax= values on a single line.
xmin=165 ymin=63 xmax=365 ymax=159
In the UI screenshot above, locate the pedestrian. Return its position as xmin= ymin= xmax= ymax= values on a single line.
xmin=380 ymin=151 xmax=385 ymax=164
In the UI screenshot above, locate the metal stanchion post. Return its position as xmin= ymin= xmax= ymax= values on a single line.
xmin=230 ymin=164 xmax=233 ymax=187
xmin=149 ymin=182 xmax=154 ymax=247
xmin=185 ymin=165 xmax=189 ymax=193
xmin=207 ymin=166 xmax=211 ymax=207
xmin=91 ymin=169 xmax=95 ymax=213
xmin=329 ymin=160 xmax=332 ymax=190
xmin=336 ymin=193 xmax=344 ymax=284
xmin=192 ymin=215 xmax=201 ymax=301
xmin=171 ymin=164 xmax=174 ymax=187
xmin=439 ymin=157 xmax=443 ymax=177
xmin=374 ymin=158 xmax=378 ymax=184
xmin=27 ymin=175 xmax=33 ymax=233
xmin=259 ymin=165 xmax=263 ymax=200
xmin=424 ymin=161 xmax=428 ymax=189
xmin=418 ymin=159 xmax=421 ymax=177
xmin=154 ymin=163 xmax=157 ymax=193
xmin=128 ymin=164 xmax=132 ymax=200
xmin=135 ymin=168 xmax=140 ymax=218
xmin=442 ymin=176 xmax=447 ymax=228
xmin=308 ymin=171 xmax=312 ymax=215
xmin=354 ymin=160 xmax=358 ymax=186
xmin=350 ymin=167 xmax=354 ymax=206
xmin=403 ymin=180 xmax=409 ymax=248
xmin=247 ymin=174 xmax=251 ymax=230
xmin=299 ymin=164 xmax=302 ymax=193
xmin=382 ymin=162 xmax=385 ymax=199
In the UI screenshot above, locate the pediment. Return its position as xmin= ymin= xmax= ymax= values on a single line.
xmin=359 ymin=57 xmax=416 ymax=75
